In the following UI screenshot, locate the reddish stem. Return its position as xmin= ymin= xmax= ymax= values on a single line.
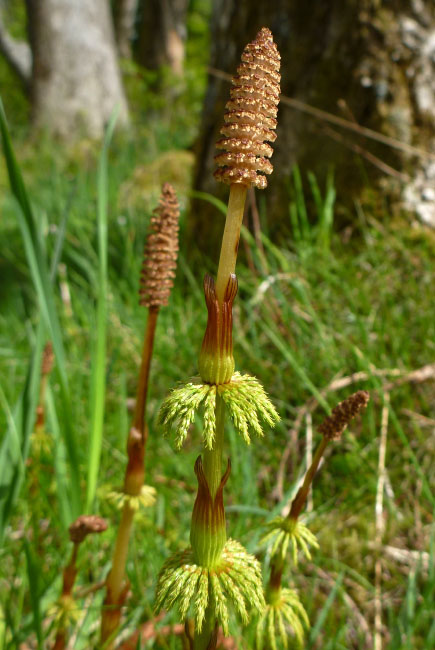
xmin=133 ymin=306 xmax=159 ymax=439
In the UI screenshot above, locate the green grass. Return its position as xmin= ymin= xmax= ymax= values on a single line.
xmin=86 ymin=110 xmax=118 ymax=512
xmin=0 ymin=100 xmax=434 ymax=649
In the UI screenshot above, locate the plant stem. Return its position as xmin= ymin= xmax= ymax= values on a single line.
xmin=215 ymin=184 xmax=247 ymax=303
xmin=105 ymin=505 xmax=135 ymax=604
xmin=101 ymin=307 xmax=159 ymax=645
xmin=289 ymin=437 xmax=328 ymax=521
xmin=193 ymin=396 xmax=225 ymax=649
xmin=101 ymin=505 xmax=135 ymax=646
xmin=35 ymin=372 xmax=48 ymax=430
xmin=202 ymin=395 xmax=225 ymax=499
xmin=133 ymin=306 xmax=159 ymax=438
xmin=52 ymin=544 xmax=79 ymax=650
xmin=267 ymin=553 xmax=285 ymax=598
xmin=194 ymin=604 xmax=218 ymax=650
xmin=266 ymin=438 xmax=329 ymax=604
xmin=193 ymin=185 xmax=246 ymax=649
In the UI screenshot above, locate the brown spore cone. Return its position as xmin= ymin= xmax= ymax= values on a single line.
xmin=214 ymin=27 xmax=281 ymax=189
xmin=139 ymin=183 xmax=180 ymax=308
xmin=319 ymin=390 xmax=370 ymax=440
xmin=69 ymin=515 xmax=108 ymax=544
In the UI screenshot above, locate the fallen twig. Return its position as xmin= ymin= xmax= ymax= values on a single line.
xmin=374 ymin=393 xmax=389 ymax=650
xmin=400 ymin=409 xmax=435 ymax=427
xmin=305 ymin=412 xmax=313 ymax=513
xmin=315 ymin=567 xmax=373 ymax=649
xmin=208 ymin=67 xmax=435 ymax=162
xmin=322 ymin=125 xmax=411 ymax=182
xmin=382 ymin=545 xmax=430 ymax=572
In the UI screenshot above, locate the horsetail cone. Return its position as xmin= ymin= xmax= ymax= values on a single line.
xmin=318 ymin=390 xmax=370 ymax=440
xmin=213 ymin=27 xmax=280 ymax=304
xmin=288 ymin=391 xmax=370 ymax=521
xmin=214 ymin=27 xmax=280 ymax=189
xmin=139 ymin=183 xmax=180 ymax=308
xmin=69 ymin=515 xmax=108 ymax=544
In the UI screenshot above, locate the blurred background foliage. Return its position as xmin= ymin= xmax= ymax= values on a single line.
xmin=0 ymin=0 xmax=434 ymax=648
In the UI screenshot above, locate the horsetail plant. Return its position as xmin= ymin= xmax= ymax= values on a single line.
xmin=257 ymin=391 xmax=370 ymax=650
xmin=52 ymin=515 xmax=107 ymax=650
xmin=34 ymin=341 xmax=54 ymax=443
xmin=155 ymin=27 xmax=281 ymax=649
xmin=101 ymin=184 xmax=180 ymax=646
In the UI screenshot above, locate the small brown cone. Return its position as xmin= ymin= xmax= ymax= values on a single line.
xmin=69 ymin=515 xmax=108 ymax=544
xmin=139 ymin=183 xmax=180 ymax=308
xmin=319 ymin=390 xmax=370 ymax=440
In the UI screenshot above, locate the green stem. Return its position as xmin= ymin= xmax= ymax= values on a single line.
xmin=266 ymin=552 xmax=284 ymax=604
xmin=193 ymin=183 xmax=246 ymax=649
xmin=193 ymin=396 xmax=225 ymax=649
xmin=106 ymin=505 xmax=135 ymax=603
xmin=202 ymin=395 xmax=225 ymax=499
xmin=101 ymin=505 xmax=135 ymax=648
xmin=194 ymin=604 xmax=217 ymax=650
xmin=215 ymin=184 xmax=247 ymax=303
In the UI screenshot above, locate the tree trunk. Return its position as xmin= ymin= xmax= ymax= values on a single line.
xmin=192 ymin=0 xmax=435 ymax=250
xmin=26 ymin=0 xmax=129 ymax=138
xmin=136 ymin=0 xmax=188 ymax=76
xmin=113 ymin=0 xmax=138 ymax=59
xmin=0 ymin=3 xmax=31 ymax=85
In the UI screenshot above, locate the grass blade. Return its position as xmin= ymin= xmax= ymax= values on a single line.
xmin=0 ymin=322 xmax=45 ymax=543
xmin=292 ymin=165 xmax=310 ymax=241
xmin=318 ymin=168 xmax=336 ymax=252
xmin=260 ymin=321 xmax=330 ymax=412
xmin=189 ymin=189 xmax=227 ymax=216
xmin=0 ymin=99 xmax=81 ymax=514
xmin=308 ymin=572 xmax=344 ymax=646
xmin=86 ymin=110 xmax=118 ymax=510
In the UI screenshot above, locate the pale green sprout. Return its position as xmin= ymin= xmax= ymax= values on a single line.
xmin=261 ymin=516 xmax=319 ymax=565
xmin=256 ymin=589 xmax=309 ymax=650
xmin=158 ymin=372 xmax=279 ymax=449
xmin=106 ymin=484 xmax=156 ymax=511
xmin=155 ymin=539 xmax=265 ymax=636
xmin=48 ymin=595 xmax=80 ymax=628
